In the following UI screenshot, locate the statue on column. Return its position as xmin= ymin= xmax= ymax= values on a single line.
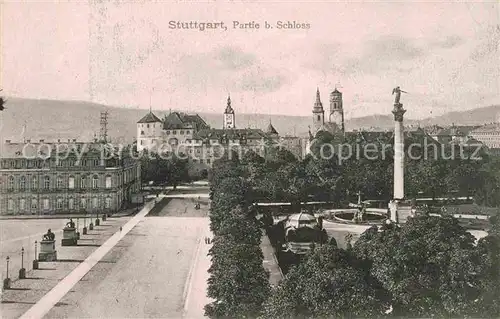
xmin=392 ymin=86 xmax=407 ymax=105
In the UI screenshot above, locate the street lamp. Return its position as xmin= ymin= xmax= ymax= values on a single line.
xmin=33 ymin=241 xmax=39 ymax=269
xmin=3 ymin=256 xmax=11 ymax=289
xmin=19 ymin=247 xmax=26 ymax=279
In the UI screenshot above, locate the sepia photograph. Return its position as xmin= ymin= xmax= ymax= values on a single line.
xmin=0 ymin=1 xmax=499 ymax=318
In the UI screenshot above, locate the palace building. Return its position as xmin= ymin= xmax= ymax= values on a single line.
xmin=0 ymin=140 xmax=141 ymax=216
xmin=136 ymin=95 xmax=305 ymax=166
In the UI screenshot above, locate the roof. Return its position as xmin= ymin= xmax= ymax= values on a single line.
xmin=0 ymin=141 xmax=106 ymax=159
xmin=137 ymin=111 xmax=161 ymax=124
xmin=424 ymin=125 xmax=444 ymax=135
xmin=320 ymin=122 xmax=342 ymax=134
xmin=471 ymin=123 xmax=500 ymax=134
xmin=192 ymin=128 xmax=268 ymax=140
xmin=163 ymin=112 xmax=209 ymax=130
xmin=266 ymin=122 xmax=278 ymax=135
xmin=285 ymin=213 xmax=318 ymax=229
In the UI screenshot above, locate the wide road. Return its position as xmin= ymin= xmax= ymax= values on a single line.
xmin=43 ymin=199 xmax=212 ymax=318
xmin=0 ymin=219 xmax=68 ymax=281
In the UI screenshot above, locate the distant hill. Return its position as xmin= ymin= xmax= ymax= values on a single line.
xmin=418 ymin=105 xmax=500 ymax=126
xmin=0 ymin=97 xmax=498 ymax=143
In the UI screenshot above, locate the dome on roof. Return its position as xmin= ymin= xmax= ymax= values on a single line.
xmin=285 ymin=213 xmax=318 ymax=229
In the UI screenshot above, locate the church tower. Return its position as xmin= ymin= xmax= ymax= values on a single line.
xmin=223 ymin=94 xmax=235 ymax=129
xmin=312 ymin=88 xmax=325 ymax=133
xmin=329 ymin=88 xmax=344 ymax=133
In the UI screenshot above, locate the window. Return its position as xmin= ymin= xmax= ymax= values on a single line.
xmin=81 ymin=197 xmax=87 ymax=209
xmin=43 ymin=176 xmax=50 ymax=189
xmin=173 ymin=130 xmax=177 ymax=135
xmin=141 ymin=130 xmax=145 ymax=135
xmin=68 ymin=198 xmax=74 ymax=210
xmin=7 ymin=176 xmax=15 ymax=190
xmin=8 ymin=199 xmax=14 ymax=211
xmin=186 ymin=130 xmax=190 ymax=134
xmin=317 ymin=115 xmax=320 ymax=121
xmin=68 ymin=176 xmax=75 ymax=189
xmin=94 ymin=159 xmax=99 ymax=166
xmin=57 ymin=198 xmax=63 ymax=209
xmin=166 ymin=131 xmax=170 ymax=135
xmin=43 ymin=198 xmax=49 ymax=210
xmin=92 ymin=197 xmax=98 ymax=209
xmin=105 ymin=175 xmax=112 ymax=189
xmin=20 ymin=176 xmax=26 ymax=190
xmin=92 ymin=175 xmax=99 ymax=189
xmin=31 ymin=199 xmax=37 ymax=210
xmin=19 ymin=199 xmax=26 ymax=211
xmin=180 ymin=130 xmax=184 ymax=135
xmin=140 ymin=140 xmax=143 ymax=145
xmin=57 ymin=160 xmax=64 ymax=167
xmin=57 ymin=176 xmax=63 ymax=189
xmin=81 ymin=176 xmax=86 ymax=189
xmin=105 ymin=197 xmax=111 ymax=209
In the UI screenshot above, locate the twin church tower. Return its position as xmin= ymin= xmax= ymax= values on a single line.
xmin=312 ymin=87 xmax=345 ymax=134
xmin=222 ymin=88 xmax=344 ymax=134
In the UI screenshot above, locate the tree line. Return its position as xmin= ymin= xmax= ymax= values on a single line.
xmin=205 ymin=153 xmax=270 ymax=318
xmin=246 ymin=131 xmax=500 ymax=208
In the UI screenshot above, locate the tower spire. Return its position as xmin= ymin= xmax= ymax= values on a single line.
xmin=223 ymin=93 xmax=235 ymax=129
xmin=313 ymin=88 xmax=323 ymax=110
xmin=315 ymin=87 xmax=321 ymax=104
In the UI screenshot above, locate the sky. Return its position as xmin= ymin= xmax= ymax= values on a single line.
xmin=1 ymin=0 xmax=499 ymax=119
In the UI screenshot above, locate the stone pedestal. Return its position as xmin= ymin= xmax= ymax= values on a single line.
xmin=32 ymin=260 xmax=39 ymax=269
xmin=95 ymin=219 xmax=100 ymax=226
xmin=19 ymin=268 xmax=26 ymax=279
xmin=83 ymin=227 xmax=87 ymax=235
xmin=389 ymin=200 xmax=399 ymax=223
xmin=38 ymin=240 xmax=57 ymax=261
xmin=61 ymin=227 xmax=78 ymax=246
xmin=3 ymin=278 xmax=11 ymax=289
xmin=89 ymin=223 xmax=94 ymax=231
xmin=102 ymin=214 xmax=107 ymax=221
xmin=389 ymin=199 xmax=413 ymax=224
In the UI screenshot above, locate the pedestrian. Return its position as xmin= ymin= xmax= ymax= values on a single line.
xmin=120 ymin=226 xmax=122 ymax=232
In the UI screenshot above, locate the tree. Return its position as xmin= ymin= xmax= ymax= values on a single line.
xmin=353 ymin=215 xmax=479 ymax=317
xmin=206 ymin=157 xmax=271 ymax=318
xmin=474 ymin=234 xmax=500 ymax=316
xmin=205 ymin=232 xmax=270 ymax=318
xmin=261 ymin=245 xmax=390 ymax=318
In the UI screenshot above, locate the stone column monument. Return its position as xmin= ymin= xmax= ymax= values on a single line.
xmin=390 ymin=86 xmax=407 ymax=222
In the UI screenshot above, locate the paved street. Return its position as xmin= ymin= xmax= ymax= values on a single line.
xmin=41 ymin=199 xmax=212 ymax=318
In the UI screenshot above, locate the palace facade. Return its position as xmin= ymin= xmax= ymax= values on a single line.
xmin=0 ymin=140 xmax=141 ymax=215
